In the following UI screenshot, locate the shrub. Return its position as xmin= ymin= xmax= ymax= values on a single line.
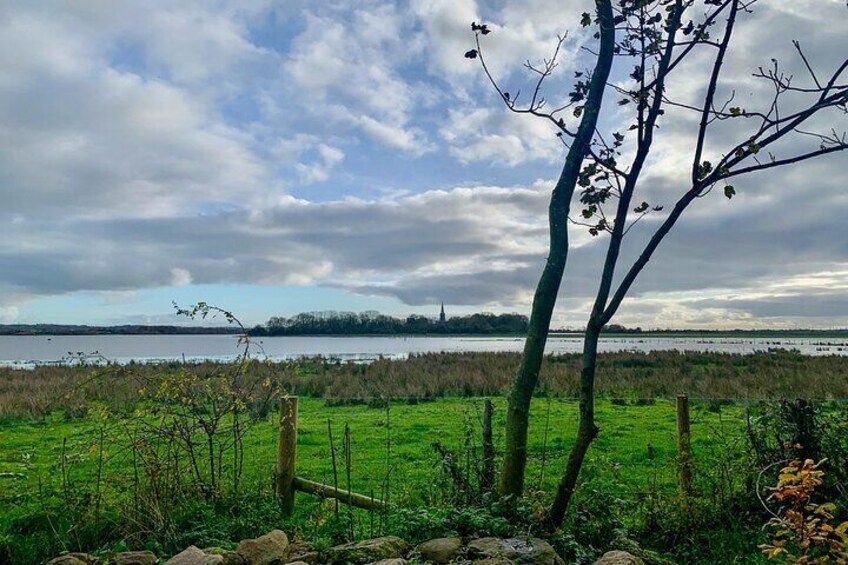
xmin=760 ymin=459 xmax=848 ymax=563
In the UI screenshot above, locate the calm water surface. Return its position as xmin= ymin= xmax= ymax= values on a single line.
xmin=1 ymin=334 xmax=847 ymax=368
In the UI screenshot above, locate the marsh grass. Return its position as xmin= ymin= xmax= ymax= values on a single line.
xmin=1 ymin=349 xmax=846 ymax=420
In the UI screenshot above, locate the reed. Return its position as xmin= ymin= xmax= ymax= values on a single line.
xmin=2 ymin=349 xmax=847 ymax=420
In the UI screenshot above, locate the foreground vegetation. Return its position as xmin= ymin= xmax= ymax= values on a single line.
xmin=2 ymin=351 xmax=848 ymax=564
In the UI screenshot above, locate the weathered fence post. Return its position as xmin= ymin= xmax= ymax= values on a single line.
xmin=676 ymin=394 xmax=693 ymax=497
xmin=482 ymin=399 xmax=495 ymax=490
xmin=276 ymin=396 xmax=298 ymax=516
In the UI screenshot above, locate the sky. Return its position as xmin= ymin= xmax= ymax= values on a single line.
xmin=1 ymin=0 xmax=847 ymax=329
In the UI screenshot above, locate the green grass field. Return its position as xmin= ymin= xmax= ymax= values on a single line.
xmin=0 ymin=396 xmax=766 ymax=563
xmin=1 ymin=397 xmax=730 ymax=502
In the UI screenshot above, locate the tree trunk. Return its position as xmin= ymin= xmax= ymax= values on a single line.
xmin=545 ymin=1 xmax=686 ymax=527
xmin=498 ymin=0 xmax=616 ymax=498
xmin=547 ymin=323 xmax=601 ymax=525
xmin=499 ymin=247 xmax=567 ymax=496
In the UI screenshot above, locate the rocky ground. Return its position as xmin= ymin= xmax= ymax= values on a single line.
xmin=45 ymin=530 xmax=654 ymax=565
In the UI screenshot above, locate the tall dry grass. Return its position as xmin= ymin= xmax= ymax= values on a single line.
xmin=2 ymin=350 xmax=847 ymax=420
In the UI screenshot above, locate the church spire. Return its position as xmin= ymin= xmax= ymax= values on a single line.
xmin=439 ymin=302 xmax=446 ymax=323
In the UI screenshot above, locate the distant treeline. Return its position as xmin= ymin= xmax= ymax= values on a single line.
xmin=5 ymin=320 xmax=848 ymax=337
xmin=0 ymin=325 xmax=241 ymax=336
xmin=600 ymin=324 xmax=644 ymax=333
xmin=250 ymin=311 xmax=529 ymax=336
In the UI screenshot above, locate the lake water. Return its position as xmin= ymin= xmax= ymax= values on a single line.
xmin=1 ymin=334 xmax=847 ymax=368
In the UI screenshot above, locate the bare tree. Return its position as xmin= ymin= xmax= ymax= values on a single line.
xmin=470 ymin=0 xmax=848 ymax=519
xmin=468 ymin=0 xmax=617 ymax=497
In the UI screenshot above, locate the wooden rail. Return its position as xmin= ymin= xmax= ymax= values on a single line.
xmin=293 ymin=477 xmax=385 ymax=510
xmin=275 ymin=396 xmax=385 ymax=515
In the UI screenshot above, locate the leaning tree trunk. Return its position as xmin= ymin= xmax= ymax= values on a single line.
xmin=499 ymin=215 xmax=569 ymax=497
xmin=547 ymin=321 xmax=601 ymax=525
xmin=498 ymin=0 xmax=617 ymax=498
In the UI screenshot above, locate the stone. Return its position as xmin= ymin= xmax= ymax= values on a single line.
xmin=47 ymin=555 xmax=95 ymax=565
xmin=594 ymin=551 xmax=645 ymax=565
xmin=418 ymin=538 xmax=462 ymax=564
xmin=466 ymin=537 xmax=564 ymax=565
xmin=287 ymin=551 xmax=318 ymax=565
xmin=203 ymin=548 xmax=246 ymax=565
xmin=285 ymin=562 xmax=309 ymax=565
xmin=165 ymin=546 xmax=223 ymax=565
xmin=368 ymin=560 xmax=408 ymax=565
xmin=473 ymin=560 xmax=515 ymax=565
xmin=236 ymin=530 xmax=291 ymax=565
xmin=324 ymin=536 xmax=409 ymax=564
xmin=113 ymin=551 xmax=159 ymax=565
xmin=608 ymin=537 xmax=673 ymax=565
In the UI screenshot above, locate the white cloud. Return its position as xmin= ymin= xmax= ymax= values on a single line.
xmin=294 ymin=143 xmax=346 ymax=184
xmin=409 ymin=0 xmax=480 ymax=78
xmin=281 ymin=5 xmax=437 ymax=155
xmin=170 ymin=268 xmax=193 ymax=287
xmin=411 ymin=0 xmax=589 ymax=84
xmin=0 ymin=6 xmax=269 ymax=219
xmin=442 ymin=107 xmax=562 ymax=166
xmin=143 ymin=7 xmax=267 ymax=84
xmin=357 ymin=117 xmax=434 ymax=156
xmin=272 ymin=136 xmax=347 ymax=185
xmin=0 ymin=306 xmax=19 ymax=324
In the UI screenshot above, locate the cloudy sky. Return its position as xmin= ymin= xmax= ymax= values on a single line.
xmin=1 ymin=0 xmax=846 ymax=329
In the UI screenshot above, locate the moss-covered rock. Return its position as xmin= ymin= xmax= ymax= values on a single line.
xmin=323 ymin=536 xmax=409 ymax=564
xmin=418 ymin=538 xmax=462 ymax=564
xmin=594 ymin=551 xmax=645 ymax=565
xmin=466 ymin=537 xmax=564 ymax=565
xmin=112 ymin=551 xmax=159 ymax=565
xmin=236 ymin=530 xmax=291 ymax=565
xmin=164 ymin=546 xmax=223 ymax=565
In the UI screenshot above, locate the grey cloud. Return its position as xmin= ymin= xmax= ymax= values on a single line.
xmin=0 ymin=184 xmax=551 ymax=296
xmin=692 ymin=294 xmax=848 ymax=319
xmin=347 ymin=255 xmax=545 ymax=306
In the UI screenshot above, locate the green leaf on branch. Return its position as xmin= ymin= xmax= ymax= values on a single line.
xmin=724 ymin=185 xmax=736 ymax=199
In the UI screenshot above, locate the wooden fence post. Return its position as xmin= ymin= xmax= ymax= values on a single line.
xmin=276 ymin=396 xmax=298 ymax=516
xmin=676 ymin=394 xmax=693 ymax=497
xmin=482 ymin=399 xmax=495 ymax=490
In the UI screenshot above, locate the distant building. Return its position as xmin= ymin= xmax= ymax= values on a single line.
xmin=439 ymin=302 xmax=446 ymax=323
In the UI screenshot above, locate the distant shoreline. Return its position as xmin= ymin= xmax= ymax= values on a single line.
xmin=2 ymin=325 xmax=848 ymax=338
xmin=0 ymin=325 xmax=242 ymax=336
